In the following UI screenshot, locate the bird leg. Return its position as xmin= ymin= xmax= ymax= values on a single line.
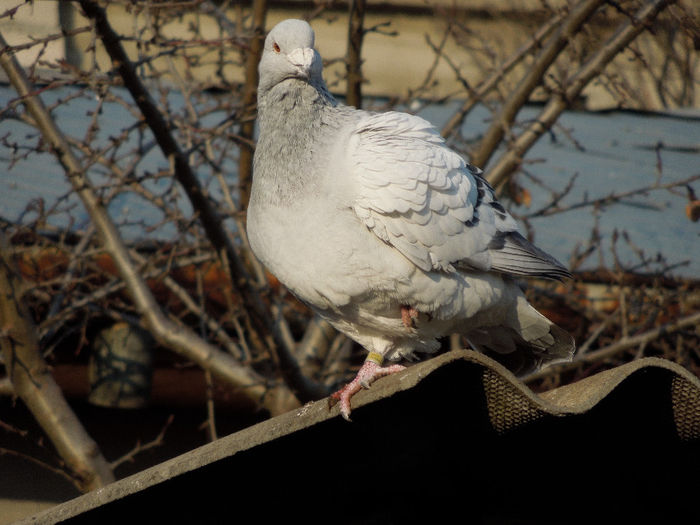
xmin=330 ymin=351 xmax=406 ymax=421
xmin=401 ymin=304 xmax=419 ymax=328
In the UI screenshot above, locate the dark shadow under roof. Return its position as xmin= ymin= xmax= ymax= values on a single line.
xmin=22 ymin=350 xmax=700 ymax=524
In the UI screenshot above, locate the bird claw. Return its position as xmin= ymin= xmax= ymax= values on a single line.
xmin=330 ymin=359 xmax=406 ymax=421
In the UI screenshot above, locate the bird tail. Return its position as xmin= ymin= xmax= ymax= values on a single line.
xmin=465 ymin=298 xmax=575 ymax=377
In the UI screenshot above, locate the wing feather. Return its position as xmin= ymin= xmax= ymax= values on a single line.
xmin=348 ymin=111 xmax=569 ymax=279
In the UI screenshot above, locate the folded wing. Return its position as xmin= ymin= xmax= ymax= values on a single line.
xmin=348 ymin=111 xmax=570 ymax=280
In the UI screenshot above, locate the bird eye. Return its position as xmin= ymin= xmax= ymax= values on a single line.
xmin=272 ymin=42 xmax=280 ymax=53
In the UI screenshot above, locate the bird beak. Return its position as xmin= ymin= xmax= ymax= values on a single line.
xmin=287 ymin=47 xmax=316 ymax=77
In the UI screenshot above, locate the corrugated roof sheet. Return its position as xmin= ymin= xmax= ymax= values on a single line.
xmin=22 ymin=350 xmax=700 ymax=524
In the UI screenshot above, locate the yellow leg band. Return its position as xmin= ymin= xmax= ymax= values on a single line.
xmin=366 ymin=352 xmax=384 ymax=366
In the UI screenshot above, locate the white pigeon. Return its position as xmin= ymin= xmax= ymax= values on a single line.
xmin=247 ymin=19 xmax=575 ymax=420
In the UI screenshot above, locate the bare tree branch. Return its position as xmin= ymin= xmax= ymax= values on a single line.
xmin=0 ymin=28 xmax=298 ymax=416
xmin=75 ymin=0 xmax=327 ymax=403
xmin=524 ymin=173 xmax=700 ymax=218
xmin=525 ymin=311 xmax=700 ymax=383
xmin=485 ymin=0 xmax=677 ymax=191
xmin=296 ymin=316 xmax=339 ymax=379
xmin=0 ymin=376 xmax=13 ymax=396
xmin=346 ymin=0 xmax=367 ymax=108
xmin=128 ymin=250 xmax=245 ymax=360
xmin=472 ymin=0 xmax=606 ymax=168
xmin=0 ymin=233 xmax=115 ymax=492
xmin=441 ymin=11 xmax=564 ymax=140
xmin=236 ymin=0 xmax=268 ymax=211
xmin=109 ymin=414 xmax=174 ymax=470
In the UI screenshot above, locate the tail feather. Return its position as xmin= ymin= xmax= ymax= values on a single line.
xmin=465 ymin=301 xmax=575 ymax=376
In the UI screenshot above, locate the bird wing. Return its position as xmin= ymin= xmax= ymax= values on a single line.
xmin=347 ymin=111 xmax=570 ymax=279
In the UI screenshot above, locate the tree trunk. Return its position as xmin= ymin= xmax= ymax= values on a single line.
xmin=346 ymin=0 xmax=367 ymax=109
xmin=238 ymin=0 xmax=268 ymax=212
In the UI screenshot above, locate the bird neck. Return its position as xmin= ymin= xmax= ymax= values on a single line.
xmin=251 ymin=80 xmax=337 ymax=208
xmin=257 ymin=78 xmax=335 ymax=130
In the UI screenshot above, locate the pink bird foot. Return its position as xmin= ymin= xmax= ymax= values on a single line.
xmin=330 ymin=352 xmax=406 ymax=421
xmin=401 ymin=304 xmax=419 ymax=328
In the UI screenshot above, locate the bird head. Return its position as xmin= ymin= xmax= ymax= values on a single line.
xmin=258 ymin=19 xmax=324 ymax=94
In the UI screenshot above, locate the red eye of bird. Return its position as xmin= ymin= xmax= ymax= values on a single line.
xmin=273 ymin=42 xmax=281 ymax=53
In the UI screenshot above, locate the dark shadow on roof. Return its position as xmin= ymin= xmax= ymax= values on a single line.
xmin=22 ymin=350 xmax=700 ymax=525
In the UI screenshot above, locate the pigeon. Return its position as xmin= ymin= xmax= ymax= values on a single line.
xmin=247 ymin=19 xmax=575 ymax=420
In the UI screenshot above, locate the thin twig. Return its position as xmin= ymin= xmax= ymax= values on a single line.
xmin=0 ymin=26 xmax=298 ymax=415
xmin=525 ymin=311 xmax=700 ymax=383
xmin=576 ymin=307 xmax=620 ymax=356
xmin=485 ymin=0 xmax=678 ymax=191
xmin=109 ymin=415 xmax=174 ymax=470
xmin=472 ymin=0 xmax=605 ymax=168
xmin=525 ymin=174 xmax=700 ymax=218
xmin=0 ymin=447 xmax=80 ymax=490
xmin=0 ymin=231 xmax=115 ymax=491
xmin=441 ymin=10 xmax=565 ymax=139
xmin=204 ymin=370 xmax=218 ymax=442
xmin=77 ymin=0 xmax=325 ymax=404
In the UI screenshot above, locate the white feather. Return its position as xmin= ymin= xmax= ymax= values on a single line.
xmin=349 ymin=111 xmax=516 ymax=273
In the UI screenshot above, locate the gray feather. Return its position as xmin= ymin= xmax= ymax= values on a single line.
xmin=489 ymin=231 xmax=572 ymax=281
xmin=246 ymin=19 xmax=575 ymax=379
